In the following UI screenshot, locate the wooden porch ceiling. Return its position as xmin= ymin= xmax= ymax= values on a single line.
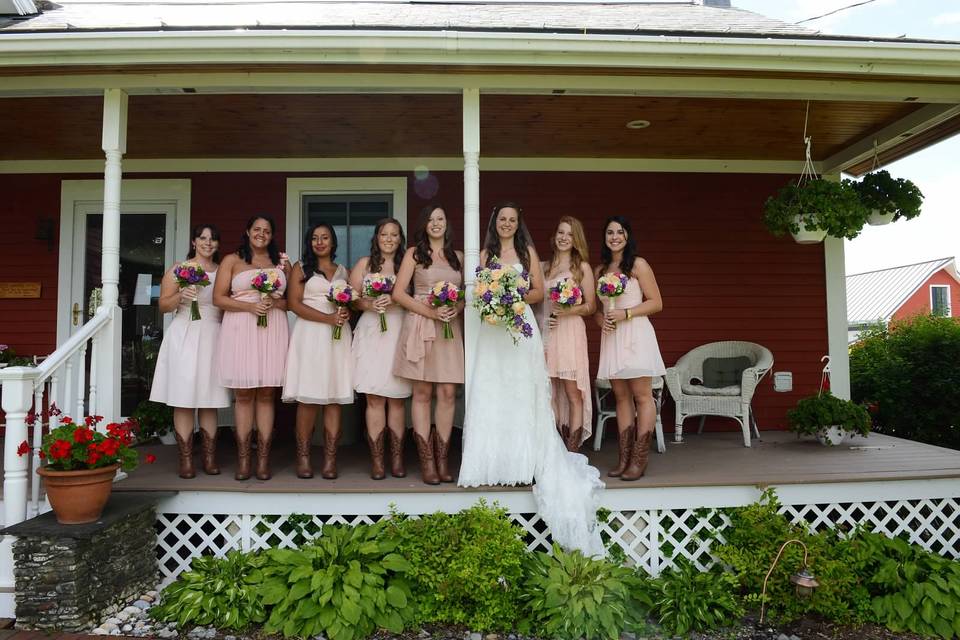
xmin=1 ymin=93 xmax=922 ymax=162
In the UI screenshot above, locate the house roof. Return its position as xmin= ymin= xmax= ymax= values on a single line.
xmin=0 ymin=1 xmax=825 ymax=38
xmin=847 ymin=257 xmax=960 ymax=326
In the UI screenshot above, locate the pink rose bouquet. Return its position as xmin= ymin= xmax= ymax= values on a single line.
xmin=548 ymin=277 xmax=583 ymax=309
xmin=251 ymin=268 xmax=283 ymax=328
xmin=596 ymin=272 xmax=629 ymax=315
xmin=429 ymin=281 xmax=462 ymax=339
xmin=326 ymin=280 xmax=355 ymax=340
xmin=363 ymin=273 xmax=396 ymax=333
xmin=174 ymin=261 xmax=211 ymax=321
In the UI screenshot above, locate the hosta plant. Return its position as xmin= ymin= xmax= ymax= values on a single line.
xmin=150 ymin=551 xmax=267 ymax=630
xmin=641 ymin=558 xmax=743 ymax=636
xmin=519 ymin=544 xmax=651 ymax=640
xmin=258 ymin=522 xmax=415 ymax=640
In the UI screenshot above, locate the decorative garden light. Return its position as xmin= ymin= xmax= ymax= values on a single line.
xmin=759 ymin=539 xmax=820 ymax=624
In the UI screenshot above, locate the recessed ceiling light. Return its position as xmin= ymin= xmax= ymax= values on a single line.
xmin=626 ymin=119 xmax=651 ymax=129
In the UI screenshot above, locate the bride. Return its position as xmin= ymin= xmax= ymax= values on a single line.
xmin=458 ymin=202 xmax=606 ymax=558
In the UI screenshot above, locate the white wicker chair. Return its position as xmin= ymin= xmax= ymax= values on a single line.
xmin=664 ymin=341 xmax=773 ymax=447
xmin=593 ymin=376 xmax=665 ymax=453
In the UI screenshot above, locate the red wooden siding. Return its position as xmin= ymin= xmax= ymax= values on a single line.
xmin=892 ymin=269 xmax=960 ymax=321
xmin=0 ymin=171 xmax=827 ymax=431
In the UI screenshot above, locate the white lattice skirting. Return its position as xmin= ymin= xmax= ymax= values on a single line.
xmin=154 ymin=478 xmax=960 ymax=585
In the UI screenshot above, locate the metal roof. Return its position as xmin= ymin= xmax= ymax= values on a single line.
xmin=847 ymin=257 xmax=958 ymax=326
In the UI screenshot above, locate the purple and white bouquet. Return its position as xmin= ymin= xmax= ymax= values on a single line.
xmin=472 ymin=256 xmax=533 ymax=345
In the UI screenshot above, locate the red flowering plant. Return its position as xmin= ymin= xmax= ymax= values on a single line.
xmin=18 ymin=410 xmax=141 ymax=472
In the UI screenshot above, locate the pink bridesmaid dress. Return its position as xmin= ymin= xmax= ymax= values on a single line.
xmin=218 ymin=267 xmax=289 ymax=389
xmin=392 ymin=262 xmax=464 ymax=384
xmin=597 ymin=275 xmax=665 ymax=380
xmin=352 ymin=272 xmax=412 ymax=399
xmin=541 ymin=269 xmax=592 ymax=444
xmin=282 ymin=266 xmax=354 ymax=404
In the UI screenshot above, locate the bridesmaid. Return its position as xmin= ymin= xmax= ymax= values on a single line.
xmin=150 ymin=224 xmax=230 ymax=478
xmin=282 ymin=223 xmax=353 ymax=480
xmin=214 ymin=215 xmax=289 ymax=481
xmin=594 ymin=215 xmax=665 ymax=481
xmin=541 ymin=216 xmax=595 ymax=452
xmin=350 ymin=218 xmax=412 ymax=480
xmin=392 ymin=205 xmax=464 ymax=485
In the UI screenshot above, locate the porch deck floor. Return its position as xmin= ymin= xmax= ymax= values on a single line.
xmin=111 ymin=430 xmax=960 ymax=493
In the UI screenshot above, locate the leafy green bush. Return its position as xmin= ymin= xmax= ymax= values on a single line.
xmin=387 ymin=501 xmax=527 ymax=631
xmin=258 ymin=522 xmax=414 ymax=640
xmin=786 ymin=392 xmax=871 ymax=438
xmin=851 ymin=315 xmax=960 ymax=449
xmin=641 ymin=558 xmax=743 ymax=636
xmin=150 ymin=551 xmax=267 ymax=630
xmin=131 ymin=400 xmax=174 ymax=440
xmin=518 ymin=543 xmax=650 ymax=640
xmin=860 ymin=532 xmax=960 ymax=638
xmin=712 ymin=490 xmax=872 ymax=624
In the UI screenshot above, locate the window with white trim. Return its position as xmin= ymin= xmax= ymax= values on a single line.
xmin=302 ymin=194 xmax=392 ymax=269
xmin=931 ymin=285 xmax=951 ymax=317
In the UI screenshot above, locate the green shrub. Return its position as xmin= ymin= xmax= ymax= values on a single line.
xmin=712 ymin=490 xmax=872 ymax=624
xmin=786 ymin=392 xmax=871 ymax=438
xmin=257 ymin=522 xmax=414 ymax=640
xmin=131 ymin=400 xmax=174 ymax=440
xmin=851 ymin=315 xmax=960 ymax=449
xmin=641 ymin=558 xmax=743 ymax=636
xmin=386 ymin=501 xmax=527 ymax=631
xmin=519 ymin=543 xmax=650 ymax=640
xmin=150 ymin=551 xmax=267 ymax=630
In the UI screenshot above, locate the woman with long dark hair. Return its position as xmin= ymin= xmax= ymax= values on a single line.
xmin=213 ymin=215 xmax=289 ymax=481
xmin=459 ymin=202 xmax=605 ymax=557
xmin=151 ymin=224 xmax=230 ymax=478
xmin=282 ymin=222 xmax=353 ymax=479
xmin=350 ymin=218 xmax=411 ymax=479
xmin=392 ymin=205 xmax=464 ymax=485
xmin=594 ymin=215 xmax=665 ymax=481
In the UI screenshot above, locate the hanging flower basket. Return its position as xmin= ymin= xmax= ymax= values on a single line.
xmin=790 ymin=215 xmax=828 ymax=244
xmin=853 ymin=170 xmax=924 ymax=226
xmin=763 ymin=179 xmax=869 ymax=243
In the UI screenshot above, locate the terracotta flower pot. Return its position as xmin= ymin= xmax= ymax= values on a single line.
xmin=38 ymin=464 xmax=119 ymax=524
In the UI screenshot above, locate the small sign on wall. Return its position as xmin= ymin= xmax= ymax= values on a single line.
xmin=0 ymin=282 xmax=42 ymax=299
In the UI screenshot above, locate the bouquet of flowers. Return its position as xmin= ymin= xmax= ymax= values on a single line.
xmin=326 ymin=280 xmax=355 ymax=340
xmin=363 ymin=273 xmax=396 ymax=333
xmin=473 ymin=256 xmax=534 ymax=345
xmin=429 ymin=281 xmax=462 ymax=339
xmin=548 ymin=277 xmax=583 ymax=310
xmin=251 ymin=269 xmax=284 ymax=328
xmin=174 ymin=261 xmax=211 ymax=321
xmin=596 ymin=272 xmax=630 ymax=315
xmin=17 ymin=413 xmax=140 ymax=472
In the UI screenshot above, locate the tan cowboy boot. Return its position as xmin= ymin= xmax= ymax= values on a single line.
xmin=295 ymin=421 xmax=315 ymax=479
xmin=321 ymin=424 xmax=341 ymax=480
xmin=387 ymin=428 xmax=406 ymax=478
xmin=608 ymin=427 xmax=635 ymax=478
xmin=413 ymin=431 xmax=440 ymax=485
xmin=235 ymin=430 xmax=253 ymax=481
xmin=175 ymin=432 xmax=195 ymax=479
xmin=200 ymin=429 xmax=220 ymax=475
xmin=565 ymin=428 xmax=583 ymax=453
xmin=433 ymin=429 xmax=454 ymax=483
xmin=368 ymin=430 xmax=386 ymax=480
xmin=621 ymin=431 xmax=652 ymax=481
xmin=255 ymin=429 xmax=273 ymax=481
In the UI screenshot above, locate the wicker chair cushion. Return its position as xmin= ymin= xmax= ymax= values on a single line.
xmin=681 ymin=383 xmax=742 ymax=397
xmin=702 ymin=356 xmax=752 ymax=388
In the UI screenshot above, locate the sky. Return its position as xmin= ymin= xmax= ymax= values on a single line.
xmin=734 ymin=0 xmax=960 ymax=275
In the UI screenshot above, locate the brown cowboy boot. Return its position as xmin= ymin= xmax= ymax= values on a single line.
xmin=175 ymin=432 xmax=195 ymax=479
xmin=321 ymin=425 xmax=341 ymax=480
xmin=295 ymin=422 xmax=314 ymax=479
xmin=608 ymin=427 xmax=635 ymax=477
xmin=255 ymin=429 xmax=273 ymax=481
xmin=235 ymin=430 xmax=253 ymax=481
xmin=368 ymin=430 xmax=386 ymax=480
xmin=433 ymin=429 xmax=454 ymax=483
xmin=565 ymin=428 xmax=583 ymax=453
xmin=621 ymin=431 xmax=652 ymax=481
xmin=387 ymin=428 xmax=406 ymax=478
xmin=200 ymin=429 xmax=220 ymax=475
xmin=414 ymin=431 xmax=440 ymax=485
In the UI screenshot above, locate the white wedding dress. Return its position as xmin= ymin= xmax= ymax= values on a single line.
xmin=458 ymin=264 xmax=606 ymax=558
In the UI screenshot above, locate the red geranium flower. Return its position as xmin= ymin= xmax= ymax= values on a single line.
xmin=145 ymin=454 xmax=157 ymax=464
xmin=73 ymin=427 xmax=95 ymax=443
xmin=49 ymin=439 xmax=72 ymax=460
xmin=16 ymin=440 xmax=30 ymax=456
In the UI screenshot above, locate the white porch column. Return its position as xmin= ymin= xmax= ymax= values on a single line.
xmin=462 ymin=87 xmax=481 ymax=383
xmin=94 ymin=88 xmax=128 ymax=422
xmin=0 ymin=369 xmax=34 ymax=615
xmin=824 ymin=236 xmax=850 ymax=399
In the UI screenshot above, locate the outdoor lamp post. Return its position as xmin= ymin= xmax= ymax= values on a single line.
xmin=759 ymin=539 xmax=820 ymax=624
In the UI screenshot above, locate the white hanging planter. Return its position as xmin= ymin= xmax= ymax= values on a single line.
xmin=790 ymin=215 xmax=827 ymax=244
xmin=158 ymin=431 xmax=177 ymax=445
xmin=817 ymin=426 xmax=848 ymax=446
xmin=867 ymin=209 xmax=895 ymax=226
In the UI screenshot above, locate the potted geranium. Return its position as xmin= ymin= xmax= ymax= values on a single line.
xmin=18 ymin=413 xmax=141 ymax=524
xmin=763 ymin=178 xmax=869 ymax=244
xmin=853 ymin=170 xmax=924 ymax=226
xmin=786 ymin=392 xmax=872 ymax=446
